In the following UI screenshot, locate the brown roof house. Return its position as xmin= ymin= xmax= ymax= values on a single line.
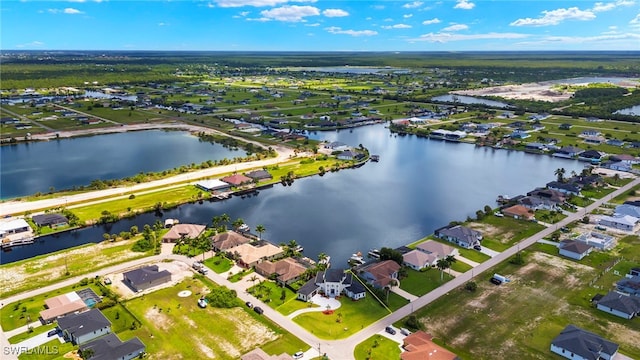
xmin=162 ymin=223 xmax=206 ymax=243
xmin=40 ymin=291 xmax=89 ymax=323
xmin=123 ymin=265 xmax=172 ymax=292
xmin=359 ymin=260 xmax=401 ymax=288
xmin=221 ymin=173 xmax=253 ymax=187
xmin=404 ymin=240 xmax=459 ymax=270
xmin=232 ymin=242 xmax=284 ymax=268
xmin=401 ymin=331 xmax=459 ymax=360
xmin=255 ymin=258 xmax=308 ymax=285
xmin=559 ymin=240 xmax=593 ymax=261
xmin=502 ymin=205 xmax=535 ymax=221
xmin=211 ymin=230 xmax=252 ymax=252
xmin=240 ymin=348 xmax=290 ymax=360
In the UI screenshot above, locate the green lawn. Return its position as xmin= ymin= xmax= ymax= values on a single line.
xmin=354 ymin=334 xmax=401 ymax=360
xmin=399 ymin=268 xmax=454 ymax=297
xmin=580 ymin=186 xmax=617 ymax=199
xmin=450 ymin=260 xmax=473 ymax=273
xmin=467 ymin=216 xmax=546 ymax=252
xmin=203 ymin=253 xmax=234 ymax=273
xmin=122 ymin=276 xmax=307 ymax=359
xmin=610 ymin=184 xmax=639 ymax=204
xmin=276 ymin=297 xmax=319 ymax=316
xmin=247 ymin=280 xmax=298 ymax=309
xmin=568 ymin=196 xmax=594 ymax=207
xmin=227 ymin=268 xmax=254 ymax=282
xmin=292 ymin=294 xmax=395 ymax=339
xmin=458 ymin=247 xmax=491 ymax=263
xmin=17 ymin=339 xmax=75 ymax=360
xmin=7 ymin=323 xmax=56 ymax=344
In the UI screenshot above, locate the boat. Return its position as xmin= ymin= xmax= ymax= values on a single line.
xmin=293 ymin=245 xmax=304 ymax=253
xmin=349 ymin=252 xmax=366 ymax=265
xmin=370 ymin=155 xmax=380 ymax=162
xmin=319 ymin=255 xmax=331 ymax=267
xmin=1 ymin=236 xmax=35 ymax=249
xmin=237 ymin=224 xmax=250 ymax=233
xmin=367 ymin=249 xmax=381 ymax=259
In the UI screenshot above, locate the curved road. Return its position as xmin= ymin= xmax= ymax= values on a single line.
xmin=1 ymin=177 xmax=637 ymax=359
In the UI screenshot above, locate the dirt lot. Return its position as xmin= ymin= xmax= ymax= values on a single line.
xmin=107 ymin=260 xmax=194 ymax=299
xmin=452 ymin=82 xmax=573 ymax=102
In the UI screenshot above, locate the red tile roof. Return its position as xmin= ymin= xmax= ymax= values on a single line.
xmin=221 ymin=173 xmax=253 ymax=186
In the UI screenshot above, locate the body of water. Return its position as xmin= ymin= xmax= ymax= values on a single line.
xmin=615 ymin=105 xmax=640 ymax=116
xmin=430 ymin=94 xmax=512 ymax=109
xmin=0 ymin=130 xmax=245 ymax=199
xmin=1 ymin=124 xmax=585 ymax=265
xmin=544 ymin=77 xmax=640 ymax=86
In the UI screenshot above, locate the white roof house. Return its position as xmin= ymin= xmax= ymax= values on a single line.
xmin=0 ymin=219 xmax=31 ymax=235
xmin=195 ymin=179 xmax=231 ymax=192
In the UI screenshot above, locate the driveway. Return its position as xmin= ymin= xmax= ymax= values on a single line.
xmin=479 ymin=246 xmax=500 ymax=257
xmin=10 ymin=331 xmax=63 ymax=354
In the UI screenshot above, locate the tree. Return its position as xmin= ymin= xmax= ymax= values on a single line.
xmin=445 ymin=255 xmax=457 ymax=274
xmin=483 ymin=205 xmax=492 ymax=215
xmin=249 ymin=275 xmax=259 ymax=287
xmin=385 ymin=279 xmax=398 ymax=303
xmin=196 ymin=234 xmax=211 ymax=261
xmin=554 ymin=167 xmax=566 ymax=182
xmin=212 ymin=216 xmax=221 ymax=229
xmin=379 ymin=247 xmax=403 ymax=266
xmin=436 ymin=258 xmax=450 ymax=281
xmin=220 ymin=213 xmax=231 ymax=230
xmin=465 ymin=281 xmax=478 ymax=292
xmin=255 ymin=224 xmax=266 ymax=240
xmin=232 ymin=218 xmax=245 ymax=231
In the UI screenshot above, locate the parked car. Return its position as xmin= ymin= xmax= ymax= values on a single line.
xmin=292 ymin=351 xmax=304 ymax=359
xmin=494 ymin=212 xmax=504 ymax=217
xmin=198 ymin=267 xmax=208 ymax=275
xmin=47 ymin=329 xmax=59 ymax=337
xmin=197 ymin=298 xmax=207 ymax=308
xmin=385 ymin=326 xmax=396 ymax=335
xmin=245 ymin=301 xmax=253 ymax=308
xmin=253 ymin=306 xmax=264 ymax=315
xmin=490 ymin=277 xmax=502 ymax=285
xmin=400 ymin=328 xmax=411 ymax=336
xmin=103 ymin=278 xmax=112 ymax=285
xmin=473 ymin=244 xmax=482 ymax=251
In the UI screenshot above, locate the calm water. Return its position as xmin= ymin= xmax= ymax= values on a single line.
xmin=615 ymin=105 xmax=640 ymax=116
xmin=430 ymin=94 xmax=512 ymax=108
xmin=0 ymin=130 xmax=245 ymax=199
xmin=0 ymin=124 xmax=584 ymax=265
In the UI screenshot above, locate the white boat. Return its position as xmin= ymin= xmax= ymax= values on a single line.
xmin=367 ymin=249 xmax=381 ymax=258
xmin=237 ymin=224 xmax=250 ymax=232
xmin=349 ymin=252 xmax=366 ymax=265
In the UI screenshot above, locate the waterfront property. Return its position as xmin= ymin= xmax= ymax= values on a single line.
xmin=32 ymin=213 xmax=69 ymax=228
xmin=233 ymin=241 xmax=284 ymax=268
xmin=550 ymin=325 xmax=618 ymax=360
xmin=245 ymin=169 xmax=273 ymax=181
xmin=196 ymin=179 xmax=231 ymax=192
xmin=57 ymin=308 xmax=112 ymax=344
xmin=435 ymin=225 xmax=483 ymax=249
xmin=358 ymin=260 xmax=401 ymax=289
xmin=40 ymin=291 xmax=89 ymax=323
xmin=122 ymin=265 xmax=172 ymax=292
xmin=0 ymin=218 xmax=31 ymax=235
xmin=297 ymin=269 xmax=366 ymax=301
xmin=222 ymin=173 xmax=254 ymax=186
xmin=79 ymin=333 xmax=146 ymax=360
xmin=162 ymin=223 xmax=206 ymax=243
xmin=403 ymin=240 xmax=458 ymax=270
xmin=595 ymin=291 xmax=640 ymax=319
xmin=502 ymin=205 xmax=535 ymax=221
xmin=211 ymin=230 xmax=252 ymax=252
xmin=255 ymin=257 xmax=308 ymax=286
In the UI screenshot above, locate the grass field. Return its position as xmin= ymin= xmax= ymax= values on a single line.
xmin=400 ymin=248 xmax=640 ymax=359
xmin=17 ymin=339 xmax=75 ymax=360
xmin=399 ymin=268 xmax=454 ymax=297
xmin=121 ymin=276 xmax=306 ymax=359
xmin=354 ymin=334 xmax=401 ymax=360
xmin=467 ymin=215 xmax=546 ymax=252
xmin=247 ymin=280 xmax=298 ymax=309
xmin=203 ymin=253 xmax=234 ymax=273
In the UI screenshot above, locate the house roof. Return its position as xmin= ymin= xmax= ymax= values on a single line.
xmin=403 ymin=250 xmax=436 ymax=268
xmin=579 ymin=150 xmax=604 ymax=159
xmin=558 ymin=146 xmax=583 ymax=154
xmin=233 ymin=242 xmax=284 ymax=265
xmin=611 ymin=154 xmax=638 ymax=162
xmin=527 ymin=188 xmax=566 ymax=202
xmin=162 ymin=224 xmax=206 ymax=242
xmin=32 ymin=213 xmax=68 ymax=227
xmin=597 ymin=291 xmax=640 ymax=316
xmin=40 ymin=292 xmax=88 ymax=322
xmin=551 ymin=325 xmax=619 ymax=360
xmin=402 ymin=331 xmax=458 ymax=360
xmin=57 ymin=309 xmax=111 ymax=338
xmin=560 ymin=240 xmax=592 ymax=255
xmin=195 ymin=179 xmax=230 ymax=191
xmin=547 ymin=181 xmax=581 ymax=193
xmin=614 ymin=204 xmax=640 ymax=218
xmin=298 ymin=278 xmax=319 ymax=296
xmin=438 ymin=225 xmax=482 ymax=246
xmin=211 ymin=230 xmax=251 ymax=251
xmin=343 ymin=273 xmax=366 ymax=294
xmin=240 ymin=348 xmax=291 ymax=360
xmin=322 ymin=269 xmax=346 ymax=283
xmin=123 ymin=265 xmax=171 ymax=287
xmin=360 ymin=260 xmax=401 ymax=287
xmin=245 ymin=170 xmax=272 ymax=180
xmin=415 ymin=240 xmax=456 ymax=258
xmin=617 ymin=275 xmax=640 ymax=292
xmin=255 ymin=258 xmax=307 ymax=283
xmin=0 ymin=219 xmax=30 ymax=232
xmin=79 ymin=333 xmax=145 ymax=360
xmin=221 ymin=173 xmax=253 ymax=186
xmin=600 ymin=214 xmax=639 ymax=227
xmin=503 ymin=205 xmax=534 ymax=219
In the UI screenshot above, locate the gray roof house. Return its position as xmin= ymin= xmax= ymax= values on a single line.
xmin=596 ymin=291 xmax=640 ymax=319
xmin=57 ymin=308 xmax=111 ymax=345
xmin=546 ymin=181 xmax=581 ymax=196
xmin=245 ymin=169 xmax=273 ymax=181
xmin=435 ymin=225 xmax=482 ymax=249
xmin=79 ymin=333 xmax=145 ymax=360
xmin=617 ymin=275 xmax=640 ymax=297
xmin=122 ymin=265 xmax=172 ymax=292
xmin=598 ymin=215 xmax=638 ymax=232
xmin=614 ymin=204 xmax=640 ymax=219
xmin=296 ymin=269 xmax=366 ymax=302
xmin=550 ymin=325 xmax=619 ymax=360
xmin=32 ymin=213 xmax=69 ymax=228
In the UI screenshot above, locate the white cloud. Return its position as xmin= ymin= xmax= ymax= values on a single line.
xmin=412 ymin=32 xmax=528 ymax=43
xmin=631 ymin=13 xmax=640 ymax=26
xmin=517 ymin=32 xmax=640 ymax=47
xmin=305 ymin=22 xmax=320 ymax=26
xmin=246 ymin=17 xmax=271 ymax=21
xmin=383 ymin=18 xmax=393 ymax=22
xmin=48 ymin=7 xmax=84 ymax=14
xmin=15 ymin=40 xmax=44 ymax=48
xmin=325 ymin=26 xmax=377 ymax=36
xmin=322 ymin=9 xmax=348 ymax=17
xmin=442 ymin=24 xmax=468 ymax=31
xmin=403 ymin=14 xmax=413 ymax=18
xmin=422 ymin=18 xmax=441 ymax=25
xmin=215 ymin=0 xmax=316 ymax=8
xmin=592 ymin=0 xmax=635 ymax=12
xmin=403 ymin=1 xmax=423 ymax=9
xmin=510 ymin=7 xmax=596 ymax=26
xmin=381 ymin=23 xmax=412 ymax=29
xmin=609 ymin=25 xmax=618 ymax=30
xmin=454 ymin=0 xmax=475 ymax=10
xmin=260 ymin=5 xmax=319 ymax=22
xmin=233 ymin=11 xmax=250 ymax=18
xmin=372 ymin=5 xmax=385 ymax=10
xmin=158 ymin=22 xmax=167 ymax=26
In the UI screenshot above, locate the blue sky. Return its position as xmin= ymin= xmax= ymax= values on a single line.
xmin=2 ymin=0 xmax=639 ymax=51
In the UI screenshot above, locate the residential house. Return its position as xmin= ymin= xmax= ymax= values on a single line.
xmin=606 ymin=139 xmax=625 ymax=147
xmin=162 ymin=223 xmax=206 ymax=243
xmin=211 ymin=230 xmax=251 ymax=252
xmin=603 ymin=161 xmax=632 ymax=172
xmin=297 ymin=269 xmax=366 ymax=301
xmin=221 ymin=173 xmax=253 ymax=187
xmin=550 ymin=325 xmax=618 ymax=360
xmin=79 ymin=333 xmax=145 ymax=360
xmin=40 ymin=291 xmax=89 ymax=323
xmin=57 ymin=309 xmax=112 ymax=345
xmin=401 ymin=331 xmax=460 ymax=360
xmin=581 ymin=129 xmax=601 ymax=137
xmin=337 ymin=150 xmax=357 ymax=160
xmin=559 ymin=123 xmax=573 ymax=130
xmin=416 ymin=240 xmax=458 ymax=259
xmin=525 ymin=142 xmax=545 ymax=151
xmin=570 ymin=175 xmax=604 ymax=188
xmin=255 ymin=258 xmax=307 ymax=286
xmin=614 ymin=204 xmax=640 ymax=219
xmin=245 ymin=170 xmax=273 ymax=181
xmin=558 ymin=240 xmax=593 ymax=260
xmin=402 ymin=250 xmax=437 ymax=271
xmin=123 ymin=265 xmax=172 ymax=292
xmin=578 ymin=150 xmax=605 ymax=163
xmin=0 ymin=218 xmax=32 ymax=235
xmin=359 ymin=260 xmax=401 ymax=289
xmin=617 ymin=275 xmax=640 ymax=297
xmin=232 ymin=241 xmax=284 ymax=268
xmin=435 ymin=225 xmax=483 ymax=249
xmin=519 ymin=196 xmax=560 ymax=211
xmin=32 ymin=213 xmax=69 ymax=228
xmin=574 ymin=232 xmax=616 ymax=250
xmin=196 ymin=179 xmax=231 ymax=193
xmin=325 ymin=141 xmax=350 ymax=151
xmin=240 ymin=348 xmax=291 ymax=360
xmin=502 ymin=205 xmax=535 ymax=221
xmin=598 ymin=215 xmax=638 ymax=232
xmin=596 ymin=291 xmax=640 ymax=319
xmin=610 ymin=154 xmax=640 ymax=164
xmin=547 ymin=181 xmax=581 ymax=196
xmin=553 ymin=146 xmax=583 ymax=159
xmin=525 ymin=188 xmax=567 ymax=206
xmin=510 ymin=129 xmax=530 ymax=139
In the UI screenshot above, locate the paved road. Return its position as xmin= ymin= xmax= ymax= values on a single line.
xmin=1 ymin=177 xmax=637 ymax=359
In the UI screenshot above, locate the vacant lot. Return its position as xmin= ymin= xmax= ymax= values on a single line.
xmin=406 ymin=250 xmax=640 ymax=359
xmin=467 ymin=216 xmax=546 ymax=252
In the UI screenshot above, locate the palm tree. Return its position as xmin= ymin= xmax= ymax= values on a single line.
xmin=317 ymin=252 xmax=329 ymax=270
xmin=249 ymin=275 xmax=259 ymax=287
xmin=255 ymin=224 xmax=266 ymax=240
xmin=220 ymin=213 xmax=231 ymax=230
xmin=212 ymin=216 xmax=221 ymax=229
xmin=445 ymin=255 xmax=457 ymax=275
xmin=554 ymin=167 xmax=566 ymax=182
xmin=232 ymin=218 xmax=245 ymax=231
xmin=436 ymin=258 xmax=449 ymax=281
xmin=385 ymin=279 xmax=399 ymax=303
xmin=197 ymin=234 xmax=211 ymax=261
